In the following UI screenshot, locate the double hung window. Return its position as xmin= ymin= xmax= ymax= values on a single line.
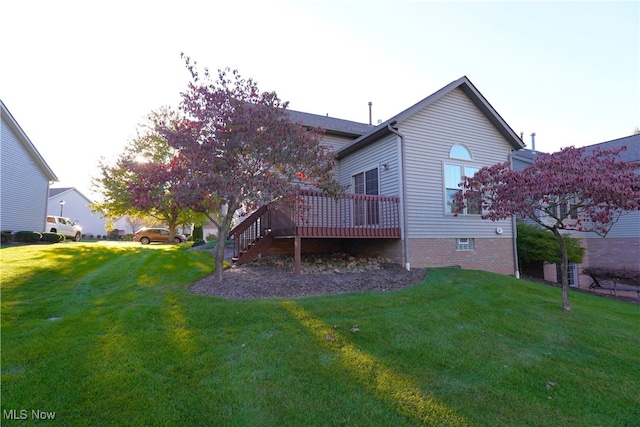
xmin=445 ymin=145 xmax=480 ymax=215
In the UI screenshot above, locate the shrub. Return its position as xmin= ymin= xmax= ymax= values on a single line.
xmin=123 ymin=233 xmax=134 ymax=241
xmin=193 ymin=226 xmax=204 ymax=241
xmin=14 ymin=231 xmax=42 ymax=243
xmin=192 ymin=238 xmax=206 ymax=247
xmin=41 ymin=232 xmax=65 ymax=243
xmin=1 ymin=231 xmax=12 ymax=244
xmin=517 ymin=221 xmax=584 ymax=264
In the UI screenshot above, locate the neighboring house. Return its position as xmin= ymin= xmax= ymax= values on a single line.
xmin=48 ymin=187 xmax=108 ymax=237
xmin=112 ymin=216 xmax=143 ymax=236
xmin=511 ymin=133 xmax=640 ymax=287
xmin=1 ymin=99 xmax=59 ymax=233
xmin=231 ymin=76 xmax=525 ymax=275
xmin=579 ymin=134 xmax=640 ymax=279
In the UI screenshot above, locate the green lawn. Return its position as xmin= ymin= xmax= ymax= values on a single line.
xmin=1 ymin=242 xmax=638 ymax=426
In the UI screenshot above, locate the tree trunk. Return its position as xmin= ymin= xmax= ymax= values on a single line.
xmin=167 ymin=219 xmax=178 ymax=243
xmin=212 ymin=202 xmax=236 ymax=283
xmin=212 ymin=234 xmax=226 ymax=282
xmin=551 ymin=227 xmax=571 ymax=311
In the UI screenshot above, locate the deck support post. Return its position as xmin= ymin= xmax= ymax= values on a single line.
xmin=294 ymin=236 xmax=301 ymax=275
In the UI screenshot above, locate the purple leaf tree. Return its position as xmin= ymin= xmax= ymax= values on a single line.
xmin=159 ymin=58 xmax=342 ymax=281
xmin=456 ymin=145 xmax=640 ymax=311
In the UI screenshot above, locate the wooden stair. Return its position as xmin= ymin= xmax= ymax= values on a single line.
xmin=234 ymin=233 xmax=273 ymax=265
xmin=229 ymin=204 xmax=275 ymax=265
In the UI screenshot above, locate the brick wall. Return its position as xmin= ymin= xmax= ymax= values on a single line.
xmin=261 ymin=237 xmax=516 ymax=276
xmin=407 ymin=238 xmax=516 ymax=275
xmin=542 ymin=237 xmax=640 ymax=288
xmin=585 ymin=237 xmax=640 ymax=270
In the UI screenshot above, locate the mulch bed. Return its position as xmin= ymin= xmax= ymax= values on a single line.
xmin=189 ymin=253 xmax=427 ymax=299
xmin=188 ymin=248 xmax=638 ymax=304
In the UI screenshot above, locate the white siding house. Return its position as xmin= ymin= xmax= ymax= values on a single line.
xmin=235 ymin=77 xmax=526 ymax=276
xmin=335 ymin=77 xmax=524 ymax=274
xmin=1 ymin=100 xmax=58 ymax=233
xmin=48 ymin=187 xmax=108 ymax=237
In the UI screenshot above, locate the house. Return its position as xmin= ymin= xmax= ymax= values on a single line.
xmin=579 ymin=134 xmax=640 ymax=280
xmin=112 ymin=216 xmax=144 ymax=236
xmin=511 ymin=133 xmax=640 ymax=287
xmin=231 ymin=76 xmax=525 ymax=275
xmin=48 ymin=187 xmax=108 ymax=237
xmin=1 ymin=100 xmax=59 ymax=233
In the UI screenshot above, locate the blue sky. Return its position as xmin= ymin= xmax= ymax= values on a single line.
xmin=1 ymin=0 xmax=638 ymax=199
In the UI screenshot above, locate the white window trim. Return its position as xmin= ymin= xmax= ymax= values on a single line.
xmin=351 ymin=166 xmax=380 ymax=194
xmin=352 ymin=166 xmax=380 ymax=227
xmin=443 ymin=162 xmax=481 ymax=216
xmin=449 ymin=144 xmax=474 ymax=160
xmin=456 ymin=238 xmax=475 ymax=251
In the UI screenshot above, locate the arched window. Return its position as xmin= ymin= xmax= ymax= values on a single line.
xmin=449 ymin=144 xmax=472 ymax=160
xmin=445 ymin=144 xmax=479 ymax=215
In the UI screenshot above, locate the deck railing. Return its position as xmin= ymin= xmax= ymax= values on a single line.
xmin=229 ymin=189 xmax=401 ymax=263
xmin=271 ymin=189 xmax=401 ymax=238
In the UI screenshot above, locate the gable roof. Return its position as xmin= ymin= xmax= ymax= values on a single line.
xmin=337 ymin=76 xmax=525 ymax=159
xmin=1 ymin=99 xmax=58 ymax=181
xmin=584 ymin=133 xmax=639 ymax=163
xmin=287 ymin=109 xmax=372 ymax=138
xmin=49 ymin=187 xmax=94 ymax=204
xmin=512 ymin=133 xmax=639 ymax=167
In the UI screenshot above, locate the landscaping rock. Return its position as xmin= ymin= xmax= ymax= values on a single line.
xmin=190 ymin=253 xmax=427 ymax=299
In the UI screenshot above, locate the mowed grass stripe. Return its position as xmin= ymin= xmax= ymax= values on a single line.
xmin=1 ymin=244 xmax=639 ymax=426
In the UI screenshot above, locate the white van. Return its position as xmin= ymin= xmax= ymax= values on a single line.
xmin=46 ymin=216 xmax=82 ymax=241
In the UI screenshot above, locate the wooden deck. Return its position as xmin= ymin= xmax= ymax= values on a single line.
xmin=229 ymin=189 xmax=401 ymax=272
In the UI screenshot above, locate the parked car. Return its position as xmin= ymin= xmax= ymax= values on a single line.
xmin=46 ymin=216 xmax=82 ymax=241
xmin=134 ymin=228 xmax=186 ymax=244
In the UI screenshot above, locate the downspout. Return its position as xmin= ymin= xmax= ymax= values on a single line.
xmin=509 ymin=151 xmax=521 ymax=279
xmin=387 ymin=123 xmax=410 ymax=271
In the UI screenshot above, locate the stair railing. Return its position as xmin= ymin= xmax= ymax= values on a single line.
xmin=229 ymin=204 xmax=272 ymax=261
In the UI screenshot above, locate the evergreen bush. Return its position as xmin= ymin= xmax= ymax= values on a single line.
xmin=193 ymin=225 xmax=203 ymax=241
xmin=14 ymin=231 xmax=42 ymax=243
xmin=41 ymin=232 xmax=65 ymax=243
xmin=1 ymin=231 xmax=12 ymax=243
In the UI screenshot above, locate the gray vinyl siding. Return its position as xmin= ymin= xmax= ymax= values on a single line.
xmin=322 ymin=134 xmax=357 ymax=153
xmin=399 ymin=88 xmax=513 ymax=239
xmin=598 ymin=210 xmax=640 ymax=238
xmin=511 ymin=156 xmax=533 ymax=172
xmin=322 ymin=134 xmax=361 ymax=180
xmin=338 ymin=134 xmax=399 ymax=196
xmin=1 ymin=116 xmax=51 ymax=232
xmin=585 ymin=136 xmax=639 ymax=239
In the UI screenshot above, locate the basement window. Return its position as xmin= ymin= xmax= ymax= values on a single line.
xmin=456 ymin=238 xmax=474 ymax=251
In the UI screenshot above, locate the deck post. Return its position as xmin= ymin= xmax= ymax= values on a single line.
xmin=294 ymin=236 xmax=302 ymax=274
